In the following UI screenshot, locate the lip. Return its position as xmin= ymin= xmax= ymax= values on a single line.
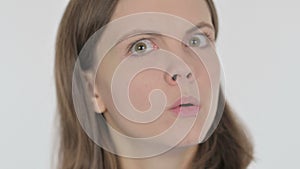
xmin=168 ymin=96 xmax=201 ymax=117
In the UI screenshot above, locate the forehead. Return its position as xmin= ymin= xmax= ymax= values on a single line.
xmin=110 ymin=0 xmax=212 ymax=25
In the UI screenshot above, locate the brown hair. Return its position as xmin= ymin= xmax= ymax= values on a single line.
xmin=54 ymin=0 xmax=254 ymax=168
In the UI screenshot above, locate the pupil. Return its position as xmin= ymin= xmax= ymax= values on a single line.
xmin=190 ymin=37 xmax=200 ymax=46
xmin=135 ymin=43 xmax=146 ymax=52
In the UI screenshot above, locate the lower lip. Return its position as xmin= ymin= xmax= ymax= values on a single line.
xmin=169 ymin=106 xmax=200 ymax=117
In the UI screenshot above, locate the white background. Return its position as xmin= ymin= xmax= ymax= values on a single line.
xmin=0 ymin=0 xmax=299 ymax=169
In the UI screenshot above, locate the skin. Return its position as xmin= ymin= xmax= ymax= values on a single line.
xmin=88 ymin=0 xmax=216 ymax=168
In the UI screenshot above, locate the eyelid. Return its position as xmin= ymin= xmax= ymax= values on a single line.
xmin=188 ymin=27 xmax=215 ymax=41
xmin=126 ymin=37 xmax=147 ymax=52
xmin=194 ymin=31 xmax=213 ymax=41
xmin=183 ymin=31 xmax=214 ymax=48
xmin=122 ymin=30 xmax=214 ymax=56
xmin=126 ymin=37 xmax=157 ymax=54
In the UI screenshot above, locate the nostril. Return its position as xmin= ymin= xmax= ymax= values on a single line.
xmin=186 ymin=72 xmax=192 ymax=79
xmin=172 ymin=74 xmax=179 ymax=81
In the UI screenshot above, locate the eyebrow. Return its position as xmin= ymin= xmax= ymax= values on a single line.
xmin=186 ymin=21 xmax=215 ymax=34
xmin=117 ymin=30 xmax=161 ymax=44
xmin=117 ymin=21 xmax=215 ymax=43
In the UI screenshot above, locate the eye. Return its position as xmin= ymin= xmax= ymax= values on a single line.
xmin=129 ymin=39 xmax=158 ymax=56
xmin=188 ymin=33 xmax=208 ymax=48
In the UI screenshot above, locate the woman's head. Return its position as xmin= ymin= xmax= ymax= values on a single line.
xmin=55 ymin=0 xmax=253 ymax=168
xmin=74 ymin=0 xmax=224 ymax=154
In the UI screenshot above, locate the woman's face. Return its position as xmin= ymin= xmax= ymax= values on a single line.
xmin=93 ymin=0 xmax=216 ymax=147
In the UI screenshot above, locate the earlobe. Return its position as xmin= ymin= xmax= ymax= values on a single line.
xmin=83 ymin=72 xmax=107 ymax=114
xmin=92 ymin=89 xmax=107 ymax=114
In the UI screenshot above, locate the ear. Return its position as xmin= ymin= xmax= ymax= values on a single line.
xmin=82 ymin=72 xmax=107 ymax=114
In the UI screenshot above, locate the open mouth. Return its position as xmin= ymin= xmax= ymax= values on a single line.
xmin=179 ymin=103 xmax=194 ymax=107
xmin=169 ymin=96 xmax=200 ymax=117
xmin=171 ymin=103 xmax=194 ymax=109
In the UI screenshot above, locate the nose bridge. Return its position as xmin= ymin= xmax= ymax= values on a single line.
xmin=166 ymin=37 xmax=185 ymax=57
xmin=163 ymin=37 xmax=198 ymax=85
xmin=165 ymin=37 xmax=196 ymax=74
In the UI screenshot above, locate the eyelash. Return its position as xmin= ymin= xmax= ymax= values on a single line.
xmin=126 ymin=37 xmax=154 ymax=54
xmin=126 ymin=31 xmax=214 ymax=55
xmin=202 ymin=31 xmax=214 ymax=42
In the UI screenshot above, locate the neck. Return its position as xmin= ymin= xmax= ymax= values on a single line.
xmin=119 ymin=145 xmax=198 ymax=169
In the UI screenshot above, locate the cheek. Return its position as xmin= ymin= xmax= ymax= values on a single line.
xmin=192 ymin=57 xmax=212 ymax=106
xmin=198 ymin=67 xmax=212 ymax=105
xmin=128 ymin=69 xmax=165 ymax=111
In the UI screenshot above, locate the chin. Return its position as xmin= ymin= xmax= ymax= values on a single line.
xmin=175 ymin=127 xmax=202 ymax=148
xmin=175 ymin=137 xmax=199 ymax=148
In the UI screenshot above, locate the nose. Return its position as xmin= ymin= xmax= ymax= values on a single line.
xmin=165 ymin=67 xmax=195 ymax=86
xmin=163 ymin=38 xmax=198 ymax=86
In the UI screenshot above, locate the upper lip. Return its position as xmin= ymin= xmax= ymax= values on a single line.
xmin=169 ymin=96 xmax=200 ymax=109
